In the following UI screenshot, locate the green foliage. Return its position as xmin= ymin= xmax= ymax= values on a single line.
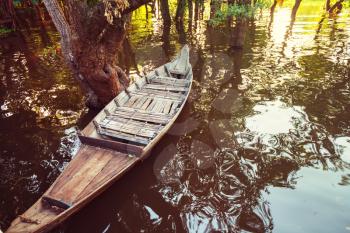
xmin=0 ymin=27 xmax=14 ymax=36
xmin=209 ymin=0 xmax=271 ymax=26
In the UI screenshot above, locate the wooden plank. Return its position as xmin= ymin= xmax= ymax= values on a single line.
xmin=107 ymin=111 xmax=170 ymax=124
xmin=75 ymin=154 xmax=137 ymax=201
xmin=78 ymin=135 xmax=144 ymax=155
xmin=114 ymin=106 xmax=171 ymax=117
xmin=100 ymin=128 xmax=149 ymax=145
xmin=151 ymin=99 xmax=165 ymax=113
xmin=144 ymin=84 xmax=187 ymax=92
xmin=134 ymin=77 xmax=146 ymax=88
xmin=133 ymin=96 xmax=148 ymax=109
xmin=100 ymin=120 xmax=156 ymax=138
xmin=154 ymin=66 xmax=168 ymax=77
xmin=170 ymin=101 xmax=179 ymax=114
xmin=47 ymin=146 xmax=93 ymax=194
xmin=140 ymin=88 xmax=186 ymax=97
xmin=103 ymin=114 xmax=161 ymax=130
xmin=48 ymin=148 xmax=114 ymax=204
xmin=163 ymin=100 xmax=173 ymax=114
xmin=169 ymin=45 xmax=190 ymax=75
xmin=150 ymin=76 xmax=189 ymax=87
xmin=135 ymin=89 xmax=185 ymax=99
xmin=164 ymin=63 xmax=173 ymax=77
xmin=145 ymin=71 xmax=156 ymax=82
xmin=114 ymin=91 xmax=129 ymax=106
xmin=141 ymin=98 xmax=153 ymax=110
xmin=115 ymin=106 xmax=169 ymax=116
xmin=125 ymin=95 xmax=139 ymax=107
xmin=126 ymin=83 xmax=138 ymax=93
xmin=131 ymin=91 xmax=183 ymax=101
xmin=146 ymin=99 xmax=157 ymax=112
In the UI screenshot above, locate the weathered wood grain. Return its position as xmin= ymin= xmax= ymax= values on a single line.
xmin=107 ymin=111 xmax=170 ymax=124
xmin=144 ymin=84 xmax=187 ymax=92
xmin=169 ymin=45 xmax=190 ymax=75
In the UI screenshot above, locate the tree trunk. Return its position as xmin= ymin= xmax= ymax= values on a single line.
xmin=325 ymin=0 xmax=331 ymax=10
xmin=328 ymin=0 xmax=344 ymax=13
xmin=43 ymin=0 xmax=150 ymax=109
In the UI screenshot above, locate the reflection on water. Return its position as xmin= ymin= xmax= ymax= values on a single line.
xmin=0 ymin=22 xmax=85 ymax=228
xmin=1 ymin=0 xmax=350 ymax=232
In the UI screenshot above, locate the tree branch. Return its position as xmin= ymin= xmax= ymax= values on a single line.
xmin=328 ymin=0 xmax=344 ymax=13
xmin=43 ymin=0 xmax=73 ymax=60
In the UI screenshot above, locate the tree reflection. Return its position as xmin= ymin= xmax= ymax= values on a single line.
xmin=280 ymin=0 xmax=302 ymax=58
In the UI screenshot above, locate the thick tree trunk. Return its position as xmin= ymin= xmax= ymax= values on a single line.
xmin=76 ymin=26 xmax=129 ymax=107
xmin=43 ymin=0 xmax=149 ymax=109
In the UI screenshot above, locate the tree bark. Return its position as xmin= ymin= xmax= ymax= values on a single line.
xmin=325 ymin=0 xmax=331 ymax=10
xmin=43 ymin=0 xmax=150 ymax=109
xmin=43 ymin=0 xmax=72 ymax=59
xmin=328 ymin=0 xmax=344 ymax=13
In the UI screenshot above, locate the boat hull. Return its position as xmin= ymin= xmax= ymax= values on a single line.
xmin=6 ymin=45 xmax=192 ymax=233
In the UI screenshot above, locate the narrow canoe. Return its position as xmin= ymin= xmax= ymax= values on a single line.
xmin=6 ymin=45 xmax=192 ymax=233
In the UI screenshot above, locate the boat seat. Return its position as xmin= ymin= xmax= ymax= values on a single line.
xmin=150 ymin=76 xmax=190 ymax=87
xmin=105 ymin=107 xmax=172 ymax=124
xmin=144 ymin=83 xmax=187 ymax=92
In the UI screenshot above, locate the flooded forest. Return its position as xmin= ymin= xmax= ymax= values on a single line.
xmin=1 ymin=0 xmax=350 ymax=232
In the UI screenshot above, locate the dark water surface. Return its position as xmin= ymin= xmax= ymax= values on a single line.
xmin=1 ymin=1 xmax=350 ymax=232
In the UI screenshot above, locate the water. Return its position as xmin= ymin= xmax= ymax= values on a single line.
xmin=1 ymin=1 xmax=350 ymax=232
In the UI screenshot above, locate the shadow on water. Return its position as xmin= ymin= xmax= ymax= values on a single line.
xmin=1 ymin=1 xmax=350 ymax=232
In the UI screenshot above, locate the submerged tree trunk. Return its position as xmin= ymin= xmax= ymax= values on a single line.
xmin=43 ymin=0 xmax=149 ymax=109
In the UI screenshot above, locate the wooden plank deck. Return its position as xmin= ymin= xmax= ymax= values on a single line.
xmin=6 ymin=145 xmax=139 ymax=233
xmin=150 ymin=76 xmax=190 ymax=87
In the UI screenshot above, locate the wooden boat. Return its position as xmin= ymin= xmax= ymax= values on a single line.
xmin=6 ymin=45 xmax=192 ymax=233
